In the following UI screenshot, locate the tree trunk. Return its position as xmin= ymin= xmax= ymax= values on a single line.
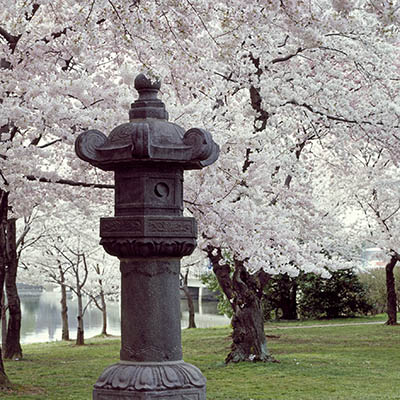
xmin=100 ymin=286 xmax=108 ymax=336
xmin=0 ymin=347 xmax=9 ymax=389
xmin=228 ymin=288 xmax=271 ymax=363
xmin=181 ymin=269 xmax=196 ymax=329
xmin=0 ymin=190 xmax=10 ymax=387
xmin=60 ymin=285 xmax=70 ymax=341
xmin=59 ymin=265 xmax=70 ymax=341
xmin=4 ymin=218 xmax=23 ymax=360
xmin=279 ymin=275 xmax=298 ymax=320
xmin=289 ymin=279 xmax=298 ymax=319
xmin=207 ymin=246 xmax=276 ymax=363
xmin=76 ymin=315 xmax=84 ymax=345
xmin=385 ymin=256 xmax=398 ymax=325
xmin=1 ymin=292 xmax=6 ymax=351
xmin=76 ymin=289 xmax=84 ymax=345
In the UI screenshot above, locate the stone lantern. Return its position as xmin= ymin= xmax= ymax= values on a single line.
xmin=75 ymin=74 xmax=219 ymax=400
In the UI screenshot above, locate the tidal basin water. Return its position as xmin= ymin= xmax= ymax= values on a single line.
xmin=16 ymin=291 xmax=230 ymax=344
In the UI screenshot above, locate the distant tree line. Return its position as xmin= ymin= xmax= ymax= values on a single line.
xmin=203 ymin=268 xmax=377 ymax=321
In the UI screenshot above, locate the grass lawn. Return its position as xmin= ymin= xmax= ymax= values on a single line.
xmin=1 ymin=315 xmax=400 ymax=400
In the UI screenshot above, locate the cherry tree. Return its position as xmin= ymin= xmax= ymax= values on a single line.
xmin=1 ymin=0 xmax=116 ymax=381
xmin=318 ymin=136 xmax=400 ymax=324
xmin=1 ymin=0 xmax=400 ymax=371
xmin=129 ymin=1 xmax=400 ymax=361
xmin=84 ymin=254 xmax=119 ymax=337
xmin=2 ymin=217 xmax=28 ymax=360
xmin=180 ymin=248 xmax=208 ymax=329
xmin=19 ymin=206 xmax=120 ymax=344
xmin=18 ymin=214 xmax=72 ymax=341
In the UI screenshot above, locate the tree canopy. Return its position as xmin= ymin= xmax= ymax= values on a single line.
xmin=2 ymin=0 xmax=400 ymax=364
xmin=0 ymin=1 xmax=398 ymax=264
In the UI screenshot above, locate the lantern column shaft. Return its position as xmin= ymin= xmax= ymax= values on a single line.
xmin=120 ymin=259 xmax=182 ymax=363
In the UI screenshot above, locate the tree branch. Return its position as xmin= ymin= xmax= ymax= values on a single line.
xmin=25 ymin=4 xmax=41 ymax=22
xmin=0 ymin=27 xmax=18 ymax=45
xmin=25 ymin=175 xmax=114 ymax=189
xmin=0 ymin=3 xmax=39 ymax=51
xmin=284 ymin=100 xmax=360 ymax=125
xmin=107 ymin=0 xmax=133 ymax=40
xmin=272 ymin=47 xmax=303 ymax=64
xmin=186 ymin=0 xmax=219 ymax=46
xmin=206 ymin=245 xmax=235 ymax=302
xmin=383 ymin=202 xmax=400 ymax=224
xmin=80 ymin=253 xmax=89 ymax=289
xmin=38 ymin=139 xmax=62 ymax=149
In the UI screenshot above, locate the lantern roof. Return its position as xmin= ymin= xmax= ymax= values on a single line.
xmin=75 ymin=74 xmax=219 ymax=171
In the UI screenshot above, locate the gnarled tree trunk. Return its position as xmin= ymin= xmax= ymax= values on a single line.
xmin=4 ymin=218 xmax=22 ymax=360
xmin=228 ymin=285 xmax=269 ymax=363
xmin=207 ymin=245 xmax=276 ymax=363
xmin=385 ymin=255 xmax=398 ymax=325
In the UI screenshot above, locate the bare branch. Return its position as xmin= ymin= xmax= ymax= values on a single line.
xmin=272 ymin=47 xmax=303 ymax=64
xmin=186 ymin=0 xmax=219 ymax=46
xmin=25 ymin=175 xmax=114 ymax=189
xmin=16 ymin=221 xmax=31 ymax=250
xmin=284 ymin=100 xmax=360 ymax=124
xmin=107 ymin=0 xmax=133 ymax=40
xmin=53 ymin=244 xmax=75 ymax=267
xmin=382 ymin=201 xmax=400 ymax=224
xmin=80 ymin=253 xmax=89 ymax=289
xmin=38 ymin=139 xmax=62 ymax=149
xmin=86 ymin=0 xmax=96 ymax=24
xmin=82 ymin=297 xmax=93 ymax=316
xmin=161 ymin=12 xmax=190 ymax=57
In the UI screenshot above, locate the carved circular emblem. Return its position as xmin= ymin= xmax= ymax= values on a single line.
xmin=154 ymin=182 xmax=169 ymax=198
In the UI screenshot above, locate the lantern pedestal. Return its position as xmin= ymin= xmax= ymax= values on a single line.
xmin=93 ymin=229 xmax=205 ymax=399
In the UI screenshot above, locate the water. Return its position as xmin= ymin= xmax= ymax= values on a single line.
xmin=14 ymin=291 xmax=230 ymax=344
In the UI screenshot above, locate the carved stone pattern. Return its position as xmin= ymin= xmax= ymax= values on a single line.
xmin=122 ymin=344 xmax=181 ymax=360
xmin=100 ymin=217 xmax=195 ymax=237
xmin=131 ymin=123 xmax=150 ymax=158
xmin=102 ymin=219 xmax=142 ymax=233
xmin=109 ymin=123 xmax=135 ymax=143
xmin=183 ymin=128 xmax=213 ymax=160
xmin=101 ymin=238 xmax=196 ymax=259
xmin=147 ymin=221 xmax=192 ymax=234
xmin=75 ymin=129 xmax=107 ymax=162
xmin=120 ymin=262 xmax=178 ymax=277
xmin=94 ymin=362 xmax=206 ymax=391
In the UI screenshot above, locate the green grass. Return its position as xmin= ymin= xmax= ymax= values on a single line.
xmin=265 ymin=313 xmax=390 ymax=327
xmin=2 ymin=315 xmax=400 ymax=400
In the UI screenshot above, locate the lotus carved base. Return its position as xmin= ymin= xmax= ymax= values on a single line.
xmin=92 ymin=361 xmax=206 ymax=400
